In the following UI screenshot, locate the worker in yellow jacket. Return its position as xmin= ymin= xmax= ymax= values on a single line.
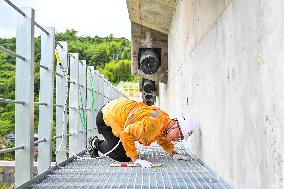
xmin=88 ymin=98 xmax=195 ymax=168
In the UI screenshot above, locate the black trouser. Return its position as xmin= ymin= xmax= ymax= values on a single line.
xmin=96 ymin=107 xmax=131 ymax=162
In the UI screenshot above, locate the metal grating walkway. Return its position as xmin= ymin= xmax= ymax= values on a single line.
xmin=29 ymin=145 xmax=231 ymax=189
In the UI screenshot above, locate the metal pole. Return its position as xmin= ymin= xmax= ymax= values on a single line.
xmin=103 ymin=79 xmax=108 ymax=105
xmin=0 ymin=46 xmax=26 ymax=60
xmin=56 ymin=41 xmax=63 ymax=48
xmin=86 ymin=67 xmax=95 ymax=145
xmin=69 ymin=53 xmax=80 ymax=154
xmin=56 ymin=41 xmax=68 ymax=163
xmin=34 ymin=21 xmax=49 ymax=35
xmin=99 ymin=73 xmax=105 ymax=110
xmin=15 ymin=7 xmax=35 ymax=187
xmin=37 ymin=27 xmax=55 ymax=174
xmin=34 ymin=138 xmax=46 ymax=145
xmin=79 ymin=60 xmax=87 ymax=151
xmin=3 ymin=0 xmax=25 ymax=16
xmin=0 ymin=146 xmax=24 ymax=154
xmin=94 ymin=70 xmax=100 ymax=137
xmin=0 ymin=98 xmax=25 ymax=105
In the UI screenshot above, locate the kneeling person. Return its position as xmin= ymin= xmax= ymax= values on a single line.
xmin=88 ymin=98 xmax=194 ymax=167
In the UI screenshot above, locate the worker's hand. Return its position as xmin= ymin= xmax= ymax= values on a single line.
xmin=172 ymin=154 xmax=192 ymax=161
xmin=134 ymin=159 xmax=153 ymax=168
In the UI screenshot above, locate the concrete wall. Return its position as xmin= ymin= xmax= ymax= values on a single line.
xmin=159 ymin=0 xmax=284 ymax=188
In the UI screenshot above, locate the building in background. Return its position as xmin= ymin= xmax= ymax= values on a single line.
xmin=117 ymin=82 xmax=142 ymax=102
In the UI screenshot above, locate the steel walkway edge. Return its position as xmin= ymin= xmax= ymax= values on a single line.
xmin=21 ymin=145 xmax=232 ymax=189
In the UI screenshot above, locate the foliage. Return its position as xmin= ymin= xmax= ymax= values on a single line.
xmin=0 ymin=30 xmax=136 ymax=156
xmin=98 ymin=60 xmax=137 ymax=85
xmin=0 ymin=183 xmax=13 ymax=189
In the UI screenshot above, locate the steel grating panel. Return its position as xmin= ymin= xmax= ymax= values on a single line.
xmin=29 ymin=145 xmax=231 ymax=189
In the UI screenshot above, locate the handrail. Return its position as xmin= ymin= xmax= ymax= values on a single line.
xmin=56 ymin=41 xmax=63 ymax=48
xmin=3 ymin=0 xmax=25 ymax=16
xmin=0 ymin=145 xmax=24 ymax=154
xmin=0 ymin=98 xmax=25 ymax=105
xmin=34 ymin=138 xmax=46 ymax=145
xmin=0 ymin=46 xmax=25 ymax=60
xmin=34 ymin=21 xmax=49 ymax=35
xmin=39 ymin=64 xmax=49 ymax=70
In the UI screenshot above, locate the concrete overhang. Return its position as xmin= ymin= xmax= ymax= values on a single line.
xmin=126 ymin=0 xmax=177 ymax=34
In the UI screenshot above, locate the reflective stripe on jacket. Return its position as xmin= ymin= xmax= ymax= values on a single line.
xmin=102 ymin=98 xmax=174 ymax=158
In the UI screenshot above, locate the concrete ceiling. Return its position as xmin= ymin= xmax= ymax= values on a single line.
xmin=126 ymin=0 xmax=177 ymax=34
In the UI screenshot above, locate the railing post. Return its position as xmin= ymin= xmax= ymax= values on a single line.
xmin=93 ymin=70 xmax=100 ymax=137
xmin=69 ymin=53 xmax=80 ymax=154
xmin=98 ymin=73 xmax=105 ymax=109
xmin=15 ymin=7 xmax=35 ymax=187
xmin=55 ymin=41 xmax=68 ymax=163
xmin=37 ymin=27 xmax=55 ymax=174
xmin=79 ymin=60 xmax=87 ymax=152
xmin=103 ymin=79 xmax=108 ymax=105
xmin=87 ymin=66 xmax=95 ymax=145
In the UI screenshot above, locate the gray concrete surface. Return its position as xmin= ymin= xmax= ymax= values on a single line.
xmin=159 ymin=0 xmax=284 ymax=188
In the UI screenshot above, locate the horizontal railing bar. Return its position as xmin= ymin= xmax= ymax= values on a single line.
xmin=56 ymin=104 xmax=77 ymax=110
xmin=39 ymin=64 xmax=49 ymax=70
xmin=0 ymin=98 xmax=25 ymax=105
xmin=53 ymin=135 xmax=62 ymax=139
xmin=34 ymin=102 xmax=48 ymax=106
xmin=56 ymin=73 xmax=63 ymax=78
xmin=0 ymin=46 xmax=25 ymax=60
xmin=69 ymin=106 xmax=77 ymax=110
xmin=56 ymin=41 xmax=63 ymax=48
xmin=34 ymin=21 xmax=49 ymax=35
xmin=3 ymin=0 xmax=25 ymax=17
xmin=67 ymin=133 xmax=76 ymax=136
xmin=34 ymin=138 xmax=46 ymax=145
xmin=68 ymin=54 xmax=75 ymax=58
xmin=0 ymin=145 xmax=24 ymax=154
xmin=68 ymin=80 xmax=84 ymax=88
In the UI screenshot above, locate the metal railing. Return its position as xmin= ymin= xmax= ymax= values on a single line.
xmin=0 ymin=0 xmax=126 ymax=187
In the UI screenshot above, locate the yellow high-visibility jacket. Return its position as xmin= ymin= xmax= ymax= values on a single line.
xmin=102 ymin=98 xmax=174 ymax=159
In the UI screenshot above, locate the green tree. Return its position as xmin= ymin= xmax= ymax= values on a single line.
xmin=98 ymin=60 xmax=137 ymax=84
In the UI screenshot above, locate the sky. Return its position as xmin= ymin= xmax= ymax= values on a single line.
xmin=0 ymin=0 xmax=131 ymax=39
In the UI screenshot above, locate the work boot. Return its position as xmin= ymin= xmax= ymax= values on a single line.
xmin=88 ymin=136 xmax=99 ymax=158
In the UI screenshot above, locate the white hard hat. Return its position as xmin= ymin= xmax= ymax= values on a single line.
xmin=174 ymin=115 xmax=195 ymax=140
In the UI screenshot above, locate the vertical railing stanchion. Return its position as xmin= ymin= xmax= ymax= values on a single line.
xmin=98 ymin=73 xmax=104 ymax=110
xmin=94 ymin=70 xmax=100 ymax=137
xmin=79 ymin=60 xmax=87 ymax=151
xmin=103 ymin=79 xmax=108 ymax=105
xmin=37 ymin=27 xmax=55 ymax=174
xmin=87 ymin=66 xmax=95 ymax=145
xmin=69 ymin=53 xmax=80 ymax=154
xmin=55 ymin=41 xmax=68 ymax=163
xmin=15 ymin=7 xmax=35 ymax=187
